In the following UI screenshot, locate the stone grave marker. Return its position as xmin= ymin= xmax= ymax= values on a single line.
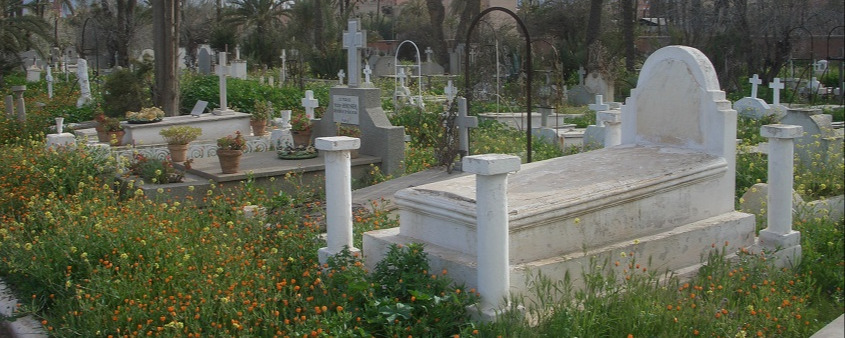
xmin=337 ymin=69 xmax=345 ymax=86
xmin=197 ymin=46 xmax=212 ymax=74
xmin=76 ymin=59 xmax=92 ymax=107
xmin=190 ymin=100 xmax=209 ymax=117
xmin=342 ymin=19 xmax=366 ymax=88
xmin=212 ymin=52 xmax=236 ymax=115
xmin=365 ymin=46 xmax=757 ymax=308
xmin=301 ymin=90 xmax=319 ymax=120
xmin=46 ymin=66 xmax=54 ymax=99
xmin=780 ymin=107 xmax=844 ymax=169
xmin=583 ymin=94 xmax=611 ymax=147
xmin=567 ymin=66 xmax=594 ymax=106
xmin=229 ymin=46 xmax=248 ymax=79
xmin=584 ymin=71 xmax=614 ymax=102
xmin=456 ymin=97 xmax=478 ymax=156
xmin=734 ymin=74 xmax=772 ymax=119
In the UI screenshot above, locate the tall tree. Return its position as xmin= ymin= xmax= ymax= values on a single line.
xmin=224 ymin=0 xmax=290 ymax=65
xmin=425 ymin=0 xmax=446 ymax=65
xmin=152 ymin=0 xmax=180 ymax=116
xmin=455 ymin=0 xmax=479 ymax=44
xmin=0 ymin=0 xmax=51 ymax=83
xmin=585 ymin=0 xmax=603 ymax=48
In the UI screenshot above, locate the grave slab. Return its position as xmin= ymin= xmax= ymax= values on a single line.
xmin=733 ymin=97 xmax=772 ymax=119
xmin=365 ymin=45 xmax=756 ymax=306
xmin=120 ymin=113 xmax=251 ymax=146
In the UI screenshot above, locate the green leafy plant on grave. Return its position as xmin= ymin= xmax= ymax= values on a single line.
xmin=126 ymin=153 xmax=184 ymax=184
xmin=159 ymin=126 xmax=202 ymax=145
xmin=101 ymin=68 xmax=151 ymax=118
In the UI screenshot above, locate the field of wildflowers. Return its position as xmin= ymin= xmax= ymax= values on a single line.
xmin=0 ymin=74 xmax=842 ymax=336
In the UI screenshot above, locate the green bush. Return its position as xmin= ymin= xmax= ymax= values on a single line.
xmin=101 ymin=68 xmax=150 ymax=118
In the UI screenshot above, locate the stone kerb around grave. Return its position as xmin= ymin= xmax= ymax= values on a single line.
xmin=312 ymin=86 xmax=405 ymax=177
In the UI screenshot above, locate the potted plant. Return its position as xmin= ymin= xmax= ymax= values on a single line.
xmin=250 ymin=100 xmax=272 ymax=136
xmin=102 ymin=117 xmax=125 ymax=146
xmin=159 ymin=126 xmax=202 ymax=162
xmin=290 ymin=110 xmax=312 ymax=146
xmin=94 ymin=113 xmax=111 ymax=143
xmin=216 ymin=131 xmax=246 ymax=174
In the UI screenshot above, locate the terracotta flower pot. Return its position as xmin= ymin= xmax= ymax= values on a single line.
xmin=168 ymin=144 xmax=189 ymax=162
xmin=217 ymin=149 xmax=243 ymax=174
xmin=106 ymin=130 xmax=125 ymax=146
xmin=292 ymin=130 xmax=312 ymax=147
xmin=251 ymin=119 xmax=267 ymax=136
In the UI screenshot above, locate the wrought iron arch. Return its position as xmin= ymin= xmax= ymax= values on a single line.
xmin=464 ymin=7 xmax=533 ymax=162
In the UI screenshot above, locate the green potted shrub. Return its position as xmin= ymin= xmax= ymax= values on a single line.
xmin=159 ymin=126 xmax=202 ymax=162
xmin=250 ymin=100 xmax=272 ymax=136
xmin=216 ymin=131 xmax=246 ymax=174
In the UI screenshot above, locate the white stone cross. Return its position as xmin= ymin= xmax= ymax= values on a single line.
xmin=338 ymin=69 xmax=346 ymax=86
xmin=215 ymin=52 xmax=231 ymax=113
xmin=363 ymin=64 xmax=372 ymax=84
xmin=301 ymin=90 xmax=319 ymax=120
xmin=397 ymin=67 xmax=407 ymax=88
xmin=425 ymin=47 xmax=434 ymax=63
xmin=749 ymin=74 xmax=762 ymax=99
xmin=342 ymin=19 xmax=366 ymax=87
xmin=769 ymin=78 xmax=784 ymax=106
xmin=578 ymin=66 xmax=586 ymax=85
xmin=588 ymin=94 xmax=609 ymax=127
xmin=444 ymin=80 xmax=458 ymax=105
xmin=456 ymin=97 xmax=478 ymax=155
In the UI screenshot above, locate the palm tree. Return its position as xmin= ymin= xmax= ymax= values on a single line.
xmin=223 ymin=0 xmax=290 ymax=65
xmin=0 ymin=0 xmax=52 ymax=84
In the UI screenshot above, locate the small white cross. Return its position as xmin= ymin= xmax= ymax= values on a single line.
xmin=578 ymin=66 xmax=586 ymax=85
xmin=363 ymin=64 xmax=372 ymax=84
xmin=444 ymin=80 xmax=458 ymax=104
xmin=301 ymin=90 xmax=319 ymax=120
xmin=588 ymin=95 xmax=610 ymax=127
xmin=769 ymin=78 xmax=784 ymax=106
xmin=456 ymin=97 xmax=478 ymax=156
xmin=749 ymin=74 xmax=762 ymax=99
xmin=338 ymin=69 xmax=346 ymax=86
xmin=425 ymin=47 xmax=434 ymax=63
xmin=397 ymin=67 xmax=407 ymax=88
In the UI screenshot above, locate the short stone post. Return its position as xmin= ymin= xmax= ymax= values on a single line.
xmin=759 ymin=124 xmax=803 ymax=265
xmin=599 ymin=110 xmax=622 ymax=147
xmin=463 ymin=154 xmax=521 ymax=320
xmin=315 ymin=136 xmax=361 ymax=265
xmin=11 ymin=86 xmax=26 ymax=122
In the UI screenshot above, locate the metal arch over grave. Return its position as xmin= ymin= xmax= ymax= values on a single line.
xmin=464 ymin=7 xmax=534 ymax=162
xmin=392 ymin=40 xmax=425 ymax=110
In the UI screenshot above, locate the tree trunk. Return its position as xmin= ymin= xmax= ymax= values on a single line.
xmin=621 ymin=0 xmax=636 ymax=71
xmin=456 ymin=0 xmax=480 ymax=44
xmin=585 ymin=0 xmax=603 ymax=48
xmin=425 ymin=0 xmax=447 ymax=65
xmin=153 ymin=0 xmax=180 ymax=116
xmin=115 ymin=0 xmax=136 ymax=68
xmin=314 ymin=0 xmax=324 ymax=52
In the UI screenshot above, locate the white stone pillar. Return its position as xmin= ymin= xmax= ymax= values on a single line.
xmin=759 ymin=124 xmax=802 ymax=261
xmin=598 ymin=110 xmax=622 ymax=148
xmin=462 ymin=154 xmax=521 ymax=320
xmin=11 ymin=86 xmax=26 ymax=122
xmin=315 ymin=136 xmax=361 ymax=264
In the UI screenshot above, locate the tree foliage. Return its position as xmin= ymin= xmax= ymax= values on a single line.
xmin=0 ymin=0 xmax=52 ymax=82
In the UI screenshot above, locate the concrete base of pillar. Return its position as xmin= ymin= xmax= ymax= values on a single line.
xmin=467 ymin=302 xmax=524 ymax=323
xmin=758 ymin=229 xmax=801 ymax=249
xmin=318 ymin=246 xmax=361 ymax=266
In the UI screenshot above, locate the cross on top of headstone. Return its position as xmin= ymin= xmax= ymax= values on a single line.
xmin=456 ymin=97 xmax=478 ymax=156
xmin=589 ymin=94 xmax=610 ymax=127
xmin=301 ymin=90 xmax=319 ymax=120
xmin=444 ymin=80 xmax=458 ymax=104
xmin=769 ymin=77 xmax=784 ymax=106
xmin=363 ymin=64 xmax=373 ymax=84
xmin=342 ymin=19 xmax=367 ymax=87
xmin=338 ymin=69 xmax=346 ymax=86
xmin=425 ymin=47 xmax=434 ymax=63
xmin=588 ymin=94 xmax=609 ymax=112
xmin=397 ymin=67 xmax=407 ymax=87
xmin=578 ymin=66 xmax=586 ymax=85
xmin=749 ymin=74 xmax=762 ymax=99
xmin=235 ymin=45 xmax=241 ymax=60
